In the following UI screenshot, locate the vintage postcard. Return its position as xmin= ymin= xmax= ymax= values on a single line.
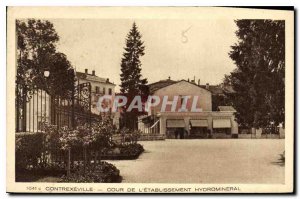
xmin=6 ymin=7 xmax=294 ymax=193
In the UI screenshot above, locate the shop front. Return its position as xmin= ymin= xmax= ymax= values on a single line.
xmin=189 ymin=119 xmax=209 ymax=138
xmin=158 ymin=111 xmax=238 ymax=139
xmin=212 ymin=119 xmax=232 ymax=138
xmin=166 ymin=119 xmax=186 ymax=139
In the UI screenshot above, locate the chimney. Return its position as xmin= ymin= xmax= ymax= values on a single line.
xmin=187 ymin=78 xmax=190 ymax=82
xmin=198 ymin=79 xmax=200 ymax=85
xmin=85 ymin=69 xmax=88 ymax=74
xmin=92 ymin=70 xmax=95 ymax=76
xmin=191 ymin=79 xmax=195 ymax=84
xmin=168 ymin=76 xmax=171 ymax=80
xmin=206 ymin=83 xmax=209 ymax=90
xmin=106 ymin=78 xmax=109 ymax=83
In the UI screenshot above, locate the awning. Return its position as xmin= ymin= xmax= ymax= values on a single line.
xmin=190 ymin=119 xmax=208 ymax=127
xmin=218 ymin=106 xmax=236 ymax=112
xmin=213 ymin=119 xmax=231 ymax=128
xmin=167 ymin=120 xmax=185 ymax=128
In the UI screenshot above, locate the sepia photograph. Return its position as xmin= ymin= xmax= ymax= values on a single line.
xmin=6 ymin=6 xmax=294 ymax=193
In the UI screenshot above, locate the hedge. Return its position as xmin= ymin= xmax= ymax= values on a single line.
xmin=16 ymin=132 xmax=45 ymax=170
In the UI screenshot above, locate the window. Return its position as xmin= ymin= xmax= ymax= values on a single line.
xmin=108 ymin=88 xmax=112 ymax=95
xmin=180 ymin=95 xmax=184 ymax=105
xmin=95 ymin=86 xmax=100 ymax=94
xmin=103 ymin=87 xmax=106 ymax=94
xmin=180 ymin=95 xmax=188 ymax=106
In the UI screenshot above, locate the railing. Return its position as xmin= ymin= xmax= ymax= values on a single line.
xmin=16 ymin=81 xmax=95 ymax=133
xmin=16 ymin=82 xmax=50 ymax=133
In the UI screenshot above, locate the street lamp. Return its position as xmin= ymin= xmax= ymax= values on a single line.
xmin=43 ymin=70 xmax=50 ymax=95
xmin=270 ymin=121 xmax=275 ymax=136
xmin=44 ymin=70 xmax=50 ymax=78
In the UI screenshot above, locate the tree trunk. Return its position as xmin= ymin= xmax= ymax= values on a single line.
xmin=67 ymin=148 xmax=71 ymax=177
xmin=83 ymin=147 xmax=87 ymax=174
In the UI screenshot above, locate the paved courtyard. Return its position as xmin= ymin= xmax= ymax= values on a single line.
xmin=107 ymin=139 xmax=285 ymax=184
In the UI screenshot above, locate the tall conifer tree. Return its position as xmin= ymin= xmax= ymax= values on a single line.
xmin=119 ymin=22 xmax=148 ymax=129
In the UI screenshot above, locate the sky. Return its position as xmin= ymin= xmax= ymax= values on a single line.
xmin=51 ymin=19 xmax=239 ymax=91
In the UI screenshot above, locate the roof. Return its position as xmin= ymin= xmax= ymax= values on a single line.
xmin=199 ymin=85 xmax=223 ymax=95
xmin=199 ymin=84 xmax=234 ymax=95
xmin=76 ymin=72 xmax=115 ymax=85
xmin=217 ymin=106 xmax=236 ymax=112
xmin=223 ymin=85 xmax=235 ymax=93
xmin=148 ymin=79 xmax=177 ymax=93
xmin=148 ymin=79 xmax=235 ymax=95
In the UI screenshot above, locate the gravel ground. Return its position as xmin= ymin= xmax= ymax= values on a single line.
xmin=107 ymin=139 xmax=285 ymax=184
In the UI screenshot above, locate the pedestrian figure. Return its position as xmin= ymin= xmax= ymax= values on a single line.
xmin=179 ymin=128 xmax=184 ymax=139
xmin=174 ymin=128 xmax=179 ymax=139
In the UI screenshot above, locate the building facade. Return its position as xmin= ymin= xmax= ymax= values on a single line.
xmin=76 ymin=69 xmax=120 ymax=128
xmin=138 ymin=78 xmax=238 ymax=138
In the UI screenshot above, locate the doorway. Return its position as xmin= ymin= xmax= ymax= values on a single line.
xmin=190 ymin=127 xmax=208 ymax=138
xmin=166 ymin=128 xmax=185 ymax=139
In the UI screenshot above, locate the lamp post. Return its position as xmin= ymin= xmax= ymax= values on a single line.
xmin=43 ymin=69 xmax=51 ymax=125
xmin=270 ymin=121 xmax=275 ymax=137
xmin=44 ymin=70 xmax=50 ymax=78
xmin=43 ymin=69 xmax=50 ymax=92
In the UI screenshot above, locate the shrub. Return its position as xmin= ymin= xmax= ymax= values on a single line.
xmin=16 ymin=123 xmax=64 ymax=170
xmin=119 ymin=143 xmax=144 ymax=156
xmin=118 ymin=128 xmax=142 ymax=145
xmin=16 ymin=162 xmax=67 ymax=182
xmin=60 ymin=161 xmax=121 ymax=183
xmin=16 ymin=132 xmax=45 ymax=170
xmin=40 ymin=122 xmax=60 ymax=153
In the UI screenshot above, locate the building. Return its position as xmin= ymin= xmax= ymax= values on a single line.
xmin=76 ymin=69 xmax=120 ymax=128
xmin=199 ymin=83 xmax=234 ymax=111
xmin=138 ymin=78 xmax=238 ymax=138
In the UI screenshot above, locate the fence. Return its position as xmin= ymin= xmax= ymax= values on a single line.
xmin=238 ymin=127 xmax=284 ymax=139
xmin=138 ymin=117 xmax=160 ymax=134
xmin=16 ymin=86 xmax=50 ymax=132
xmin=16 ymin=80 xmax=96 ymax=133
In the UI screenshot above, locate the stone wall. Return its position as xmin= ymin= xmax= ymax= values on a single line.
xmin=138 ymin=134 xmax=166 ymax=141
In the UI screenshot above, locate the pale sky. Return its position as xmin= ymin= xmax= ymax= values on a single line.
xmin=51 ymin=19 xmax=238 ymax=91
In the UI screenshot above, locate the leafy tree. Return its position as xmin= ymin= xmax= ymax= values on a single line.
xmin=45 ymin=52 xmax=75 ymax=98
xmin=119 ymin=22 xmax=149 ymax=130
xmin=227 ymin=20 xmax=285 ymax=128
xmin=16 ymin=19 xmax=75 ymax=97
